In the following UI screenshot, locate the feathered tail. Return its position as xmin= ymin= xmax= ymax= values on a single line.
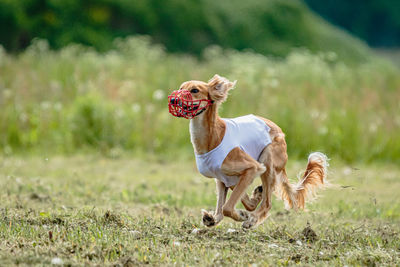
xmin=276 ymin=152 xmax=329 ymax=210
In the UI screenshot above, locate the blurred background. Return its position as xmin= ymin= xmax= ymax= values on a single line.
xmin=0 ymin=0 xmax=399 ymax=163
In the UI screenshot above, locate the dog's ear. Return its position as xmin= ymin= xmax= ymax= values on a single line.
xmin=208 ymin=74 xmax=236 ymax=102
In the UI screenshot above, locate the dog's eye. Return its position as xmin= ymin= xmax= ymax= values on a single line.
xmin=190 ymin=88 xmax=199 ymax=94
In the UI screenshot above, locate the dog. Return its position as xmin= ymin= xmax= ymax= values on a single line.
xmin=168 ymin=74 xmax=328 ymax=229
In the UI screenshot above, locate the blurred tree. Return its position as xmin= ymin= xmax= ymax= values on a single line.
xmin=304 ymin=0 xmax=400 ymax=47
xmin=0 ymin=0 xmax=379 ymax=62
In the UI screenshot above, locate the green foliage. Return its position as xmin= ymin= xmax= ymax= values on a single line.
xmin=0 ymin=0 xmax=373 ymax=63
xmin=0 ymin=37 xmax=399 ymax=163
xmin=70 ymin=94 xmax=116 ymax=149
xmin=305 ymin=0 xmax=400 ymax=47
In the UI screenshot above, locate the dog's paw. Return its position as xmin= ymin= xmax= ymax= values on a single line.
xmin=242 ymin=214 xmax=258 ymax=229
xmin=237 ymin=209 xmax=250 ymax=221
xmin=201 ymin=210 xmax=216 ymax=227
xmin=252 ymin=185 xmax=263 ymax=201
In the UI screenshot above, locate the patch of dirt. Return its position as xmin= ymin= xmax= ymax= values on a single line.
xmin=103 ymin=210 xmax=124 ymax=227
xmin=302 ymin=225 xmax=318 ymax=242
xmin=49 ymin=217 xmax=64 ymax=225
xmin=270 ymin=226 xmax=288 ymax=239
xmin=29 ymin=193 xmax=49 ymax=202
xmin=275 ymin=210 xmax=290 ymax=217
xmin=119 ymin=257 xmax=140 ymax=267
xmin=290 ymin=254 xmax=302 ymax=263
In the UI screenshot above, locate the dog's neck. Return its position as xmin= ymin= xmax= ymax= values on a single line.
xmin=189 ymin=104 xmax=226 ymax=155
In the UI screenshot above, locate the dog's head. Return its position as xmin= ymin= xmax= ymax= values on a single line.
xmin=168 ymin=74 xmax=236 ymax=119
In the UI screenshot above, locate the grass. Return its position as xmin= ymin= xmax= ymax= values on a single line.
xmin=1 ymin=37 xmax=400 ymax=163
xmin=1 ymin=154 xmax=399 ymax=266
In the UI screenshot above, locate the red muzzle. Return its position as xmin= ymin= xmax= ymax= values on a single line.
xmin=168 ymin=90 xmax=213 ymax=119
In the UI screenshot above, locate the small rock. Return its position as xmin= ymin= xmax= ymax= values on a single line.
xmin=268 ymin=243 xmax=279 ymax=248
xmin=226 ymin=228 xmax=237 ymax=233
xmin=51 ymin=257 xmax=63 ymax=265
xmin=173 ymin=241 xmax=181 ymax=246
xmin=191 ymin=228 xmax=206 ymax=235
xmin=296 ymin=240 xmax=302 ymax=246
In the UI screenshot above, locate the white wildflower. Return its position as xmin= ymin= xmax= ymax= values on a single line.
xmin=318 ymin=126 xmax=328 ymax=135
xmin=115 ymin=108 xmax=125 ymax=118
xmin=369 ymin=123 xmax=377 ymax=133
xmin=54 ymin=102 xmax=63 ymax=111
xmin=310 ymin=109 xmax=320 ymax=119
xmin=40 ymin=101 xmax=51 ymax=110
xmin=153 ymin=89 xmax=165 ymax=101
xmin=131 ymin=103 xmax=141 ymax=113
xmin=51 ymin=257 xmax=63 ymax=265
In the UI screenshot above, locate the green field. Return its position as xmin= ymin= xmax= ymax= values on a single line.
xmin=1 ymin=37 xmax=400 ymax=265
xmin=1 ymin=38 xmax=400 ymax=163
xmin=1 ymin=154 xmax=399 ymax=266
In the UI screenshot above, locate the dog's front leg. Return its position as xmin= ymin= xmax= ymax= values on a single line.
xmin=202 ymin=180 xmax=227 ymax=227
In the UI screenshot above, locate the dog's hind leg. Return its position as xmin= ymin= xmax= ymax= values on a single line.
xmin=222 ymin=166 xmax=265 ymax=221
xmin=202 ymin=180 xmax=228 ymax=227
xmin=242 ymin=165 xmax=276 ymax=228
xmin=241 ymin=186 xmax=263 ymax=211
xmin=242 ymin=135 xmax=287 ymax=228
xmin=221 ymin=149 xmax=266 ymax=222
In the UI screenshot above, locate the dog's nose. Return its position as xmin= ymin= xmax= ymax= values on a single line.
xmin=170 ymin=98 xmax=178 ymax=104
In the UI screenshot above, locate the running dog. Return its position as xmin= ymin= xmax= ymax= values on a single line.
xmin=168 ymin=74 xmax=328 ymax=229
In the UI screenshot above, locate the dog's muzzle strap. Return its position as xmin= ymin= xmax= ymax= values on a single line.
xmin=168 ymin=90 xmax=213 ymax=119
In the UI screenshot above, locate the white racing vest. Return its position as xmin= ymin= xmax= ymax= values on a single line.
xmin=195 ymin=114 xmax=272 ymax=187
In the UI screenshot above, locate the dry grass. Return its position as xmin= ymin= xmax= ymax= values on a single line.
xmin=1 ymin=154 xmax=399 ymax=265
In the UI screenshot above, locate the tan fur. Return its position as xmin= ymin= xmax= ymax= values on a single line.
xmin=177 ymin=74 xmax=328 ymax=228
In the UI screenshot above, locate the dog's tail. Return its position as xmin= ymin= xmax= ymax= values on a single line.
xmin=276 ymin=152 xmax=329 ymax=210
